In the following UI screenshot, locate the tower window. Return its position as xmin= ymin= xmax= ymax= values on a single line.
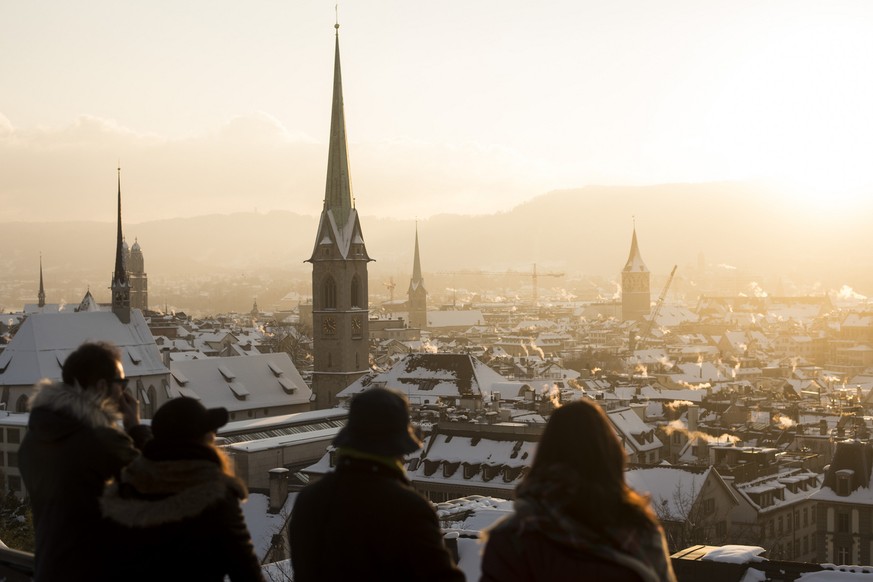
xmin=351 ymin=275 xmax=361 ymax=308
xmin=323 ymin=277 xmax=337 ymax=309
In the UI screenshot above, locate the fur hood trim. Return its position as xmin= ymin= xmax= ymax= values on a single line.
xmin=29 ymin=380 xmax=120 ymax=429
xmin=101 ymin=456 xmax=247 ymax=528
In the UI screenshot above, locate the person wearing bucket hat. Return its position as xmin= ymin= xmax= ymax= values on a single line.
xmin=101 ymin=398 xmax=264 ymax=581
xmin=290 ymin=388 xmax=464 ymax=582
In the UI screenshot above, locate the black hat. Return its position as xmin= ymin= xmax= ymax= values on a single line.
xmin=333 ymin=388 xmax=422 ymax=457
xmin=151 ymin=397 xmax=229 ymax=443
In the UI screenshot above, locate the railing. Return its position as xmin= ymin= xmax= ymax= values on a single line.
xmin=0 ymin=546 xmax=34 ymax=581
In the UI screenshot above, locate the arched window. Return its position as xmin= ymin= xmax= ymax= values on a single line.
xmin=323 ymin=277 xmax=337 ymax=309
xmin=350 ymin=275 xmax=361 ymax=308
xmin=15 ymin=395 xmax=28 ymax=413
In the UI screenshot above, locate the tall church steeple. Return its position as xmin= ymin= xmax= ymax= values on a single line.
xmin=111 ymin=166 xmax=131 ymax=323
xmin=407 ymin=224 xmax=427 ymax=329
xmin=37 ymin=254 xmax=46 ymax=308
xmin=307 ymin=23 xmax=373 ymax=409
xmin=621 ymin=224 xmax=651 ymax=322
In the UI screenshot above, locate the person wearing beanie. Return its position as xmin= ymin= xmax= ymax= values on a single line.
xmin=101 ymin=397 xmax=264 ymax=582
xmin=20 ymin=341 xmax=151 ymax=582
xmin=289 ymin=387 xmax=465 ymax=582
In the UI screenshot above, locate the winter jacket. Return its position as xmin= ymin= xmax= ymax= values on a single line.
xmin=19 ymin=380 xmax=150 ymax=582
xmin=289 ymin=454 xmax=466 ymax=582
xmin=480 ymin=497 xmax=676 ymax=582
xmin=101 ymin=440 xmax=264 ymax=582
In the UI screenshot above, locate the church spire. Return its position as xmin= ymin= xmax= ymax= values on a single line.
xmin=111 ymin=166 xmax=131 ymax=323
xmin=412 ymin=223 xmax=423 ymax=283
xmin=623 ymin=226 xmax=648 ymax=273
xmin=37 ymin=253 xmax=45 ymax=308
xmin=323 ymin=23 xmax=354 ymax=229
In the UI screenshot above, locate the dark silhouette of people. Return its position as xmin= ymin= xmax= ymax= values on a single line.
xmin=289 ymin=387 xmax=465 ymax=582
xmin=101 ymin=397 xmax=264 ymax=581
xmin=20 ymin=341 xmax=151 ymax=582
xmin=480 ymin=399 xmax=677 ymax=582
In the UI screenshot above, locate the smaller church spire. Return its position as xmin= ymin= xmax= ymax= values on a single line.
xmin=412 ymin=223 xmax=423 ymax=283
xmin=111 ymin=166 xmax=131 ymax=323
xmin=38 ymin=253 xmax=46 ymax=308
xmin=623 ymin=226 xmax=649 ymax=273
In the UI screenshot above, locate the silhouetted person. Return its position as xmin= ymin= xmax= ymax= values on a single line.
xmin=20 ymin=341 xmax=151 ymax=582
xmin=289 ymin=388 xmax=465 ymax=582
xmin=101 ymin=397 xmax=264 ymax=581
xmin=480 ymin=399 xmax=676 ymax=582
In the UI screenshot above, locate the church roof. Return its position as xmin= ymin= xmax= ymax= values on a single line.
xmin=0 ymin=310 xmax=167 ymax=386
xmin=623 ymin=228 xmax=649 ymax=273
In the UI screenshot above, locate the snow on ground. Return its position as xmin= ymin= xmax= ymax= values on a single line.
xmin=242 ymin=491 xmax=297 ymax=560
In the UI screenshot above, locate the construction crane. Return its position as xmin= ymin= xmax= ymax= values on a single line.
xmin=437 ymin=263 xmax=564 ymax=306
xmin=383 ymin=277 xmax=396 ymax=302
xmin=635 ymin=265 xmax=678 ymax=349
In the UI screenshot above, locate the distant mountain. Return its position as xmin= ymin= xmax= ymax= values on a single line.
xmin=3 ymin=182 xmax=872 ymax=310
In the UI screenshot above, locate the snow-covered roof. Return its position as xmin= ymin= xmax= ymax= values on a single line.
xmin=0 ymin=310 xmax=168 ymax=386
xmin=168 ymin=352 xmax=311 ymax=412
xmin=340 ymin=353 xmax=509 ymax=403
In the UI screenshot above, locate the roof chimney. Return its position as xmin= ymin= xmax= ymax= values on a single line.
xmin=268 ymin=468 xmax=290 ymax=514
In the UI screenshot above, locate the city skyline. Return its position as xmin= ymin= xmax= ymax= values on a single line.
xmin=3 ymin=1 xmax=873 ymax=223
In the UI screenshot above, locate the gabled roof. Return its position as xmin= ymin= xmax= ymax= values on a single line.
xmin=340 ymin=352 xmax=509 ymax=402
xmin=0 ymin=310 xmax=167 ymax=386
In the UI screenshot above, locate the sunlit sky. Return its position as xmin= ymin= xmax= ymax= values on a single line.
xmin=2 ymin=0 xmax=873 ymax=223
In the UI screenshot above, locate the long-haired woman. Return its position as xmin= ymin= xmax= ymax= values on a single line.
xmin=480 ymin=398 xmax=676 ymax=582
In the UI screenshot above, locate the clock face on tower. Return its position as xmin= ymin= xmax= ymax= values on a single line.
xmin=351 ymin=316 xmax=362 ymax=338
xmin=322 ymin=316 xmax=337 ymax=336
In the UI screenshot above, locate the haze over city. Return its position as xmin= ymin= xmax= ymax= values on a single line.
xmin=3 ymin=0 xmax=873 ymax=311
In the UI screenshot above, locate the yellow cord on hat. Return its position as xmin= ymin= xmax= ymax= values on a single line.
xmin=335 ymin=447 xmax=406 ymax=475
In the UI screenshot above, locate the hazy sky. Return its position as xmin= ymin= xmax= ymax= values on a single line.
xmin=2 ymin=0 xmax=873 ymax=223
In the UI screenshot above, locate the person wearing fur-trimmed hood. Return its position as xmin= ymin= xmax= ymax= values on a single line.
xmin=101 ymin=396 xmax=264 ymax=582
xmin=20 ymin=341 xmax=151 ymax=582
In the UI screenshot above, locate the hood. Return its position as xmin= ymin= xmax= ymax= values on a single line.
xmin=27 ymin=380 xmax=120 ymax=442
xmin=101 ymin=456 xmax=247 ymax=528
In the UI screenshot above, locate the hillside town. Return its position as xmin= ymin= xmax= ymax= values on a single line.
xmin=2 ymin=17 xmax=872 ymax=582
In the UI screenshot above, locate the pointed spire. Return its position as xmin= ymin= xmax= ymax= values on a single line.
xmin=412 ymin=223 xmax=423 ymax=282
xmin=38 ymin=253 xmax=46 ymax=308
xmin=113 ymin=166 xmax=127 ymax=286
xmin=623 ymin=226 xmax=649 ymax=273
xmin=111 ymin=166 xmax=130 ymax=323
xmin=323 ymin=23 xmax=354 ymax=228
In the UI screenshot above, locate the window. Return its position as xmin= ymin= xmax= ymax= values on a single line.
xmin=6 ymin=429 xmax=19 ymax=445
xmin=350 ymin=275 xmax=361 ymax=309
xmin=768 ymin=520 xmax=774 ymax=537
xmin=323 ymin=277 xmax=337 ymax=309
xmin=803 ymin=536 xmax=808 ymax=555
xmin=7 ymin=452 xmax=18 ymax=468
xmin=15 ymin=396 xmax=28 ymax=413
xmin=803 ymin=507 xmax=808 ymax=527
xmin=838 ymin=546 xmax=849 ymax=564
xmin=778 ymin=516 xmax=783 ymax=534
xmin=703 ymin=498 xmax=715 ymax=515
xmin=838 ymin=512 xmax=850 ymax=533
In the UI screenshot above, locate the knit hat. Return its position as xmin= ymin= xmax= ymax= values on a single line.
xmin=151 ymin=397 xmax=229 ymax=443
xmin=333 ymin=388 xmax=422 ymax=456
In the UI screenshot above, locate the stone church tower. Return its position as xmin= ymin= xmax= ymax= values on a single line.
xmin=128 ymin=239 xmax=148 ymax=311
xmin=407 ymin=225 xmax=427 ymax=329
xmin=306 ymin=25 xmax=372 ymax=410
xmin=621 ymin=227 xmax=651 ymax=322
xmin=111 ymin=167 xmax=131 ymax=324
